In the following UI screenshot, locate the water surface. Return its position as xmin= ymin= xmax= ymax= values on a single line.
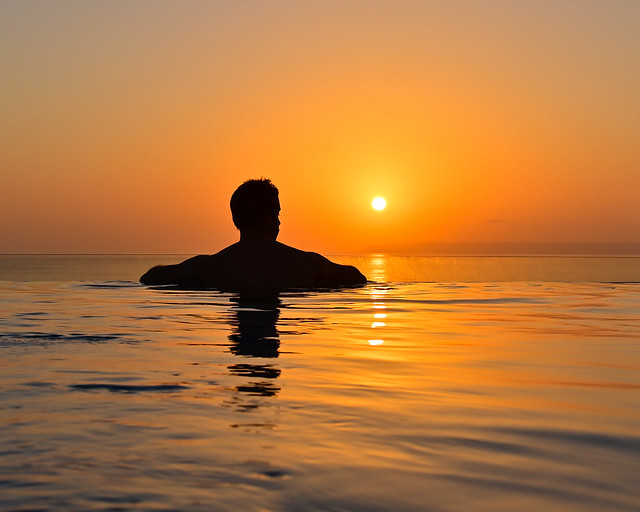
xmin=1 ymin=256 xmax=639 ymax=511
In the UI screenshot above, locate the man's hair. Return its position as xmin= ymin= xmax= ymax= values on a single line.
xmin=230 ymin=178 xmax=280 ymax=231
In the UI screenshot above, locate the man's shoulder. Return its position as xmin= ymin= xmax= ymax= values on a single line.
xmin=209 ymin=243 xmax=243 ymax=259
xmin=181 ymin=253 xmax=217 ymax=268
xmin=274 ymin=242 xmax=318 ymax=258
xmin=274 ymin=243 xmax=330 ymax=267
xmin=273 ymin=241 xmax=301 ymax=252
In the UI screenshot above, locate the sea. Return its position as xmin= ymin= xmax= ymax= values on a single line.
xmin=1 ymin=254 xmax=639 ymax=512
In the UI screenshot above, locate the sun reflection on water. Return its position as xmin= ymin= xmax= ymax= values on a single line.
xmin=368 ymin=273 xmax=389 ymax=346
xmin=369 ymin=254 xmax=387 ymax=283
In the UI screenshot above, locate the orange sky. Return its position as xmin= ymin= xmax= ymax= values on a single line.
xmin=1 ymin=1 xmax=639 ymax=254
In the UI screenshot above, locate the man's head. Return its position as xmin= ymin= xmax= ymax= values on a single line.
xmin=230 ymin=178 xmax=280 ymax=240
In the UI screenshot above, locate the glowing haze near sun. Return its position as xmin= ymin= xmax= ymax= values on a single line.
xmin=372 ymin=197 xmax=387 ymax=211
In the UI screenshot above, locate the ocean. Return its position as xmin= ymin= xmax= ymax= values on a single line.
xmin=1 ymin=255 xmax=639 ymax=511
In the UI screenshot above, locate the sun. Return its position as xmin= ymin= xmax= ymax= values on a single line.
xmin=372 ymin=197 xmax=387 ymax=211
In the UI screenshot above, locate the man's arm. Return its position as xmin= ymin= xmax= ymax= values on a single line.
xmin=306 ymin=253 xmax=367 ymax=287
xmin=140 ymin=255 xmax=210 ymax=285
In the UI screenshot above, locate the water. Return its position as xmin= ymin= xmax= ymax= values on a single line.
xmin=2 ymin=254 xmax=640 ymax=282
xmin=1 ymin=255 xmax=639 ymax=511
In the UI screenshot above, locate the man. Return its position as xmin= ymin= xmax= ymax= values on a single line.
xmin=140 ymin=178 xmax=367 ymax=290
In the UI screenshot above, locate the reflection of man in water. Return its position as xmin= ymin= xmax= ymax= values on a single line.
xmin=228 ymin=294 xmax=281 ymax=359
xmin=227 ymin=294 xmax=282 ymax=404
xmin=141 ymin=178 xmax=367 ymax=290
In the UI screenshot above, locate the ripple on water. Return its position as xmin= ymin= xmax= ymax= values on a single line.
xmin=69 ymin=383 xmax=191 ymax=393
xmin=0 ymin=332 xmax=133 ymax=347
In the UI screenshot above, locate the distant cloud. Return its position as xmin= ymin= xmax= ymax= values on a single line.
xmin=486 ymin=218 xmax=505 ymax=224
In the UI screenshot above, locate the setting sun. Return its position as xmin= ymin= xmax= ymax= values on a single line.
xmin=372 ymin=197 xmax=387 ymax=211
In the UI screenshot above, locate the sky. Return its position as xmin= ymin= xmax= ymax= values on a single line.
xmin=1 ymin=0 xmax=639 ymax=254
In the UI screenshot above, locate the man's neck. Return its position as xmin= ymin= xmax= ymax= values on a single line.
xmin=239 ymin=232 xmax=277 ymax=244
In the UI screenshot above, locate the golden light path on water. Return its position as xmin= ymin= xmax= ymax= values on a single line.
xmin=368 ymin=254 xmax=388 ymax=346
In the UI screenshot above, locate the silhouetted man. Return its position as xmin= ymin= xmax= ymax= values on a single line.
xmin=140 ymin=178 xmax=367 ymax=290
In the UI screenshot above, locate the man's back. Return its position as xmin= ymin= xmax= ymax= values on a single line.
xmin=140 ymin=241 xmax=366 ymax=290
